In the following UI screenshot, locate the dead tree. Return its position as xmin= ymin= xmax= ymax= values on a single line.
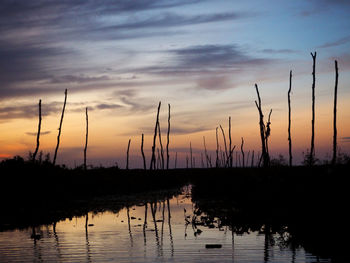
xmin=215 ymin=127 xmax=219 ymax=168
xmin=32 ymin=99 xmax=42 ymax=161
xmin=141 ymin=134 xmax=146 ymax=169
xmin=53 ymin=89 xmax=67 ymax=166
xmin=251 ymin=150 xmax=255 ymax=167
xmin=228 ymin=116 xmax=232 ymax=167
xmin=150 ymin=102 xmax=161 ymax=170
xmin=240 ymin=137 xmax=245 ymax=168
xmin=126 ymin=139 xmax=131 ymax=170
xmin=265 ymin=109 xmax=272 ymax=158
xmin=288 ymin=70 xmax=293 ymax=166
xmin=332 ymin=60 xmax=339 ymax=165
xmin=254 ymin=84 xmax=269 ymax=167
xmin=166 ymin=104 xmax=171 ymax=169
xmin=157 ymin=121 xmax=165 ymax=169
xmin=219 ymin=124 xmax=228 ymax=166
xmin=84 ymin=107 xmax=88 ymax=170
xmin=310 ymin=52 xmax=316 ymax=165
xmin=203 ymin=136 xmax=212 ymax=168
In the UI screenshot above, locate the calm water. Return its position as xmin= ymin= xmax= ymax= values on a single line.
xmin=0 ymin=187 xmax=330 ymax=262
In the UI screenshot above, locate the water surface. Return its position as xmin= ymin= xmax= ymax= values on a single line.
xmin=0 ymin=187 xmax=330 ymax=262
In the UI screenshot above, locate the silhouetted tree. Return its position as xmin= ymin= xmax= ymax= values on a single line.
xmin=166 ymin=104 xmax=171 ymax=169
xmin=126 ymin=139 xmax=131 ymax=170
xmin=310 ymin=52 xmax=316 ymax=165
xmin=219 ymin=124 xmax=228 ymax=166
xmin=53 ymin=89 xmax=67 ymax=165
xmin=150 ymin=102 xmax=161 ymax=170
xmin=332 ymin=60 xmax=339 ymax=165
xmin=215 ymin=127 xmax=219 ymax=168
xmin=84 ymin=107 xmax=88 ymax=170
xmin=141 ymin=133 xmax=146 ymax=169
xmin=288 ymin=70 xmax=293 ymax=167
xmin=240 ymin=137 xmax=245 ymax=168
xmin=32 ymin=99 xmax=42 ymax=161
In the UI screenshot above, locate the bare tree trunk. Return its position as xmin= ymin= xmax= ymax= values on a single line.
xmin=201 ymin=153 xmax=204 ymax=168
xmin=150 ymin=102 xmax=161 ymax=170
xmin=332 ymin=60 xmax=339 ymax=166
xmin=53 ymin=89 xmax=67 ymax=166
xmin=254 ymin=84 xmax=268 ymax=167
xmin=219 ymin=125 xmax=228 ymax=166
xmin=166 ymin=104 xmax=171 ymax=169
xmin=157 ymin=121 xmax=164 ymax=169
xmin=288 ymin=70 xmax=293 ymax=167
xmin=32 ymin=99 xmax=42 ymax=161
xmin=251 ymin=150 xmax=255 ymax=167
xmin=141 ymin=133 xmax=146 ymax=170
xmin=203 ymin=136 xmax=211 ymax=168
xmin=126 ymin=139 xmax=131 ymax=170
xmin=265 ymin=109 xmax=272 ymax=161
xmin=215 ymin=127 xmax=219 ymax=168
xmin=310 ymin=52 xmax=317 ymax=165
xmin=84 ymin=107 xmax=88 ymax=170
xmin=228 ymin=116 xmax=232 ymax=167
xmin=240 ymin=137 xmax=245 ymax=168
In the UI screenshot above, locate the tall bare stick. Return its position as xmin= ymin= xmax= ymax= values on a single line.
xmin=254 ymin=84 xmax=268 ymax=167
xmin=228 ymin=116 xmax=232 ymax=167
xmin=32 ymin=99 xmax=42 ymax=161
xmin=126 ymin=139 xmax=131 ymax=169
xmin=84 ymin=107 xmax=88 ymax=170
xmin=219 ymin=124 xmax=228 ymax=166
xmin=332 ymin=60 xmax=339 ymax=165
xmin=150 ymin=102 xmax=161 ymax=170
xmin=310 ymin=52 xmax=316 ymax=165
xmin=240 ymin=137 xmax=245 ymax=168
xmin=215 ymin=127 xmax=219 ymax=168
xmin=53 ymin=89 xmax=67 ymax=165
xmin=166 ymin=104 xmax=171 ymax=169
xmin=174 ymin=152 xmax=177 ymax=169
xmin=157 ymin=121 xmax=164 ymax=170
xmin=141 ymin=133 xmax=146 ymax=170
xmin=288 ymin=70 xmax=293 ymax=167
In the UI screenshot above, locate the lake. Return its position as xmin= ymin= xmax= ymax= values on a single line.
xmin=0 ymin=185 xmax=331 ymax=262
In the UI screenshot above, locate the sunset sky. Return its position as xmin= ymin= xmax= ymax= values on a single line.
xmin=0 ymin=0 xmax=349 ymax=168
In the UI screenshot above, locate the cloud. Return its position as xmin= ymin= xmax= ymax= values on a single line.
xmin=49 ymin=75 xmax=109 ymax=84
xmin=196 ymin=75 xmax=233 ymax=90
xmin=317 ymin=36 xmax=350 ymax=49
xmin=261 ymin=49 xmax=298 ymax=54
xmin=95 ymin=103 xmax=123 ymax=110
xmin=26 ymin=131 xmax=51 ymax=136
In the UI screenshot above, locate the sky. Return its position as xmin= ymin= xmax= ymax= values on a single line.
xmin=0 ymin=0 xmax=349 ymax=168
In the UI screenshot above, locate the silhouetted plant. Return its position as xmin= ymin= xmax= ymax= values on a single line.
xmin=215 ymin=127 xmax=219 ymax=168
xmin=53 ymin=89 xmax=67 ymax=165
xmin=288 ymin=70 xmax=293 ymax=166
xmin=157 ymin=116 xmax=164 ymax=169
xmin=219 ymin=125 xmax=228 ymax=166
xmin=254 ymin=84 xmax=270 ymax=167
xmin=241 ymin=137 xmax=245 ymax=168
xmin=270 ymin=154 xmax=287 ymax=166
xmin=332 ymin=60 xmax=339 ymax=165
xmin=228 ymin=116 xmax=233 ymax=167
xmin=32 ymin=99 xmax=42 ymax=161
xmin=190 ymin=142 xmax=193 ymax=168
xmin=84 ymin=107 xmax=88 ymax=170
xmin=126 ymin=139 xmax=131 ymax=170
xmin=310 ymin=52 xmax=317 ymax=166
xmin=302 ymin=150 xmax=319 ymax=166
xmin=166 ymin=104 xmax=171 ymax=169
xmin=141 ymin=134 xmax=146 ymax=170
xmin=150 ymin=102 xmax=161 ymax=170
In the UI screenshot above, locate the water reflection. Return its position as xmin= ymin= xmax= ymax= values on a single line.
xmin=0 ymin=187 xmax=334 ymax=263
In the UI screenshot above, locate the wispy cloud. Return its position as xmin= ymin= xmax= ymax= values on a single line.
xmin=318 ymin=36 xmax=350 ymax=49
xmin=26 ymin=131 xmax=51 ymax=136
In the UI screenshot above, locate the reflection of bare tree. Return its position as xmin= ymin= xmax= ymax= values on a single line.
xmin=150 ymin=202 xmax=161 ymax=256
xmin=167 ymin=198 xmax=174 ymax=257
xmin=52 ymin=222 xmax=62 ymax=260
xmin=126 ymin=207 xmax=133 ymax=247
xmin=161 ymin=201 xmax=165 ymax=246
xmin=143 ymin=203 xmax=148 ymax=246
xmin=264 ymin=224 xmax=273 ymax=263
xmin=31 ymin=226 xmax=43 ymax=261
xmin=85 ymin=213 xmax=92 ymax=263
xmin=231 ymin=225 xmax=235 ymax=262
